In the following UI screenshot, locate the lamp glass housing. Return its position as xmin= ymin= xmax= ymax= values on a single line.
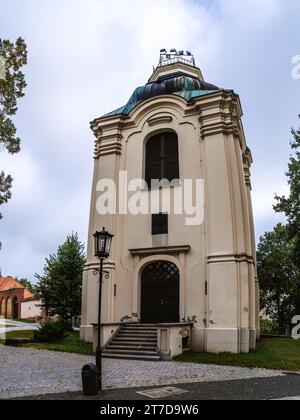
xmin=93 ymin=228 xmax=113 ymax=259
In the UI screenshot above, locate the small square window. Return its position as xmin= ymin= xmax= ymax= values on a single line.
xmin=152 ymin=213 xmax=168 ymax=235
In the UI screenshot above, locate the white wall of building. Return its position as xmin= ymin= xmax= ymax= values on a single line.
xmin=21 ymin=300 xmax=42 ymax=320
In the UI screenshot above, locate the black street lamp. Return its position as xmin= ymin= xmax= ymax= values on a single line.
xmin=93 ymin=227 xmax=113 ymax=391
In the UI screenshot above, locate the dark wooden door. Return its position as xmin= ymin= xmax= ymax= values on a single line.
xmin=12 ymin=297 xmax=19 ymax=319
xmin=141 ymin=261 xmax=180 ymax=323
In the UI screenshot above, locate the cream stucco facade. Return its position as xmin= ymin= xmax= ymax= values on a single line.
xmin=80 ymin=57 xmax=259 ymax=354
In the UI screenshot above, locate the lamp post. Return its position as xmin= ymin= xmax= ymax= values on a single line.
xmin=93 ymin=227 xmax=113 ymax=391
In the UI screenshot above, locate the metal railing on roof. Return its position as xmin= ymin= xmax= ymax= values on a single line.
xmin=158 ymin=49 xmax=196 ymax=68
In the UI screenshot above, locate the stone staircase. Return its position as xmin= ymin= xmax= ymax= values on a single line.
xmin=102 ymin=323 xmax=160 ymax=361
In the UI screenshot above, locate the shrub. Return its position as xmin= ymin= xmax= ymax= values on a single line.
xmin=260 ymin=318 xmax=289 ymax=335
xmin=33 ymin=320 xmax=70 ymax=343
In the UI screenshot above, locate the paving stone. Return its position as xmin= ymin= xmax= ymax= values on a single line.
xmin=0 ymin=345 xmax=283 ymax=399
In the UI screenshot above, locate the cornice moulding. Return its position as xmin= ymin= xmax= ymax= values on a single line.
xmin=207 ymin=253 xmax=254 ymax=265
xmin=129 ymin=245 xmax=191 ymax=256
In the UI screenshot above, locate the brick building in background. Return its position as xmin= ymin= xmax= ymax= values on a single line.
xmin=0 ymin=276 xmax=42 ymax=320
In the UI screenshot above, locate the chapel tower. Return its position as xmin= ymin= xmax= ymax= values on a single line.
xmin=80 ymin=50 xmax=259 ymax=355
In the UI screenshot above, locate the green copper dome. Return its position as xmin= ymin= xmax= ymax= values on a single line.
xmin=102 ymin=72 xmax=220 ymax=118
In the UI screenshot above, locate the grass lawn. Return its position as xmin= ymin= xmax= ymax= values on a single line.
xmin=0 ymin=330 xmax=34 ymax=341
xmin=0 ymin=330 xmax=93 ymax=355
xmin=175 ymin=338 xmax=300 ymax=372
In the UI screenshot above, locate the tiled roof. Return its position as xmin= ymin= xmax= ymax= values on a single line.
xmin=0 ymin=276 xmax=33 ymax=299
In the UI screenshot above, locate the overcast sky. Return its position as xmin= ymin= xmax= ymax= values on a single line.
xmin=0 ymin=0 xmax=299 ymax=281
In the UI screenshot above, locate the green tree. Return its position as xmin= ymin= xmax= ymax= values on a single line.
xmin=17 ymin=278 xmax=38 ymax=297
xmin=36 ymin=233 xmax=86 ymax=324
xmin=274 ymin=117 xmax=300 ymax=316
xmin=0 ymin=37 xmax=27 ymax=245
xmin=257 ymin=224 xmax=299 ymax=333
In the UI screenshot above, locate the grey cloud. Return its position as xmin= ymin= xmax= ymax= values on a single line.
xmin=0 ymin=0 xmax=299 ymax=280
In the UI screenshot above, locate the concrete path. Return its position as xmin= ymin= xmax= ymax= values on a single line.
xmin=0 ymin=345 xmax=283 ymax=399
xmin=0 ymin=318 xmax=40 ymax=336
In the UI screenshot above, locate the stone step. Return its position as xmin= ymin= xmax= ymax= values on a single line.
xmin=113 ymin=335 xmax=157 ymax=342
xmin=112 ymin=341 xmax=157 ymax=347
xmin=122 ymin=326 xmax=157 ymax=330
xmin=104 ymin=348 xmax=158 ymax=356
xmin=118 ymin=332 xmax=157 ymax=337
xmin=116 ymin=339 xmax=157 ymax=344
xmin=119 ymin=334 xmax=157 ymax=338
xmin=122 ymin=327 xmax=157 ymax=331
xmin=108 ymin=345 xmax=157 ymax=352
xmin=103 ymin=324 xmax=160 ymax=362
xmin=121 ymin=327 xmax=157 ymax=331
xmin=122 ymin=329 xmax=157 ymax=334
xmin=109 ymin=338 xmax=157 ymax=347
xmin=117 ymin=337 xmax=157 ymax=342
xmin=125 ymin=324 xmax=156 ymax=328
xmin=102 ymin=353 xmax=161 ymax=362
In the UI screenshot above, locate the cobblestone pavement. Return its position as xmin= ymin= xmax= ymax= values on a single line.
xmin=0 ymin=345 xmax=284 ymax=399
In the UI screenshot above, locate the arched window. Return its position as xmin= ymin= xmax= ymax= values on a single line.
xmin=145 ymin=132 xmax=179 ymax=188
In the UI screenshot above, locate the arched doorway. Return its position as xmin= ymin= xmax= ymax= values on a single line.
xmin=0 ymin=298 xmax=4 ymax=316
xmin=6 ymin=298 xmax=12 ymax=319
xmin=12 ymin=297 xmax=19 ymax=319
xmin=141 ymin=261 xmax=180 ymax=323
